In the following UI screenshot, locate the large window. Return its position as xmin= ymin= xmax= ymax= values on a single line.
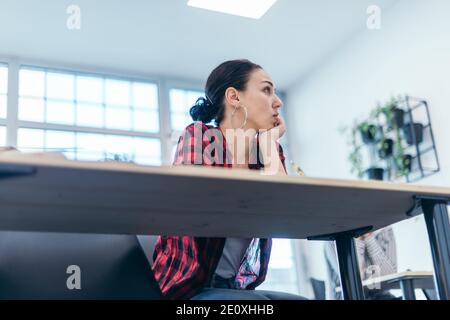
xmin=18 ymin=67 xmax=159 ymax=132
xmin=0 ymin=64 xmax=7 ymax=119
xmin=258 ymin=239 xmax=300 ymax=295
xmin=0 ymin=126 xmax=5 ymax=147
xmin=169 ymin=88 xmax=203 ymax=132
xmin=0 ymin=64 xmax=8 ymax=146
xmin=169 ymin=88 xmax=203 ymax=161
xmin=16 ymin=66 xmax=161 ymax=165
xmin=17 ymin=128 xmax=161 ymax=165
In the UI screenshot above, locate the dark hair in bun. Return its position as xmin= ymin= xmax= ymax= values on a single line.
xmin=189 ymin=59 xmax=262 ymax=126
xmin=189 ymin=97 xmax=218 ymax=124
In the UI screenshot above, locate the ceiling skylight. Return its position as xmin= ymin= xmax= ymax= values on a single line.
xmin=187 ymin=0 xmax=277 ymax=19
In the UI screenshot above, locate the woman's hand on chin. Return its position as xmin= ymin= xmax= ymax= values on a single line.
xmin=259 ymin=115 xmax=286 ymax=140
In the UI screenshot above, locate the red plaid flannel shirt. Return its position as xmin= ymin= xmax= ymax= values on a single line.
xmin=151 ymin=122 xmax=286 ymax=300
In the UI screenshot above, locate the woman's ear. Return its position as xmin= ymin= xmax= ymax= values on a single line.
xmin=224 ymin=87 xmax=240 ymax=107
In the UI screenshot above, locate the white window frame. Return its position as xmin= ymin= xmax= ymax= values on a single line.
xmin=0 ymin=57 xmax=205 ymax=165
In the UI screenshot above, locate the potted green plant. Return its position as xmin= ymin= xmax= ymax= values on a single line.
xmin=358 ymin=122 xmax=380 ymax=144
xmin=373 ymin=96 xmax=413 ymax=179
xmin=365 ymin=167 xmax=385 ymax=181
xmin=394 ymin=153 xmax=413 ymax=177
xmin=341 ymin=123 xmax=385 ymax=180
xmin=381 ymin=97 xmax=405 ymax=130
xmin=391 ymin=126 xmax=411 ymax=177
xmin=401 ymin=154 xmax=413 ymax=173
xmin=378 ymin=138 xmax=394 ymax=159
xmin=372 ymin=97 xmax=405 ymax=130
xmin=390 ymin=108 xmax=405 ymax=129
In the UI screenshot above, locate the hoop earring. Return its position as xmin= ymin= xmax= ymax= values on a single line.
xmin=231 ymin=105 xmax=248 ymax=129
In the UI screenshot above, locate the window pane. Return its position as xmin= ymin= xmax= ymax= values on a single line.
xmin=187 ymin=91 xmax=202 ymax=106
xmin=132 ymin=82 xmax=158 ymax=109
xmin=258 ymin=239 xmax=299 ymax=295
xmin=169 ymin=89 xmax=188 ymax=113
xmin=105 ymin=79 xmax=130 ymax=106
xmin=76 ymin=76 xmax=103 ymax=103
xmin=46 ymin=100 xmax=75 ymax=125
xmin=268 ymin=239 xmax=294 ymax=269
xmin=76 ymin=103 xmax=103 ymax=128
xmin=45 ymin=130 xmax=76 ymax=158
xmin=133 ymin=109 xmax=159 ymax=133
xmin=134 ymin=137 xmax=161 ymax=166
xmin=76 ymin=133 xmax=105 ymax=161
xmin=0 ymin=66 xmax=7 ymax=94
xmin=17 ymin=128 xmax=45 ymax=152
xmin=0 ymin=126 xmax=6 ymax=146
xmin=46 ymin=72 xmax=74 ymax=100
xmin=14 ymin=68 xmax=163 ymax=165
xmin=170 ymin=89 xmax=203 ymax=131
xmin=19 ymin=69 xmax=45 ymax=98
xmin=0 ymin=95 xmax=6 ymax=118
xmin=105 ymin=106 xmax=131 ymax=130
xmin=172 ymin=113 xmax=192 ymax=131
xmin=18 ymin=97 xmax=45 ymax=122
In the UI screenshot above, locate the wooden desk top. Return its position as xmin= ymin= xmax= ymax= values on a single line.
xmin=0 ymin=153 xmax=449 ymax=238
xmin=336 ymin=271 xmax=435 ymax=293
xmin=363 ymin=271 xmax=434 ymax=288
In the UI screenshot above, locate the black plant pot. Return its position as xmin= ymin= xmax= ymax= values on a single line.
xmin=365 ymin=167 xmax=384 ymax=181
xmin=402 ymin=123 xmax=424 ymax=145
xmin=390 ymin=108 xmax=405 ymax=129
xmin=360 ymin=125 xmax=379 ymax=144
xmin=378 ymin=139 xmax=394 ymax=159
xmin=402 ymin=154 xmax=413 ymax=173
xmin=395 ymin=154 xmax=413 ymax=175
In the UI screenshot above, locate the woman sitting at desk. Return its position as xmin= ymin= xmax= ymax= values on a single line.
xmin=152 ymin=59 xmax=304 ymax=300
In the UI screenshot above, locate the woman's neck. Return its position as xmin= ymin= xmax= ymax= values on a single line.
xmin=219 ymin=122 xmax=255 ymax=168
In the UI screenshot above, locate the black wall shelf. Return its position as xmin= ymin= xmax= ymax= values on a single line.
xmin=356 ymin=96 xmax=440 ymax=183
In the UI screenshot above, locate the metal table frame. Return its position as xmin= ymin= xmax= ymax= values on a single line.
xmin=310 ymin=196 xmax=450 ymax=300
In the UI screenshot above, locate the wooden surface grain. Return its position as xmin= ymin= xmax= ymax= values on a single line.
xmin=0 ymin=154 xmax=449 ymax=238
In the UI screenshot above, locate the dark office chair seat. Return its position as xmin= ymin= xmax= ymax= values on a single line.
xmin=0 ymin=231 xmax=163 ymax=299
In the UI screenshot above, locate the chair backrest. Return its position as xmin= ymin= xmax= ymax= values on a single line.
xmin=0 ymin=231 xmax=163 ymax=299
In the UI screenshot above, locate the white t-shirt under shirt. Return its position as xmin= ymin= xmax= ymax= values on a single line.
xmin=215 ymin=237 xmax=253 ymax=279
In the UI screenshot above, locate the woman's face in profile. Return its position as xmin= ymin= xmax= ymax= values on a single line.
xmin=240 ymin=69 xmax=283 ymax=131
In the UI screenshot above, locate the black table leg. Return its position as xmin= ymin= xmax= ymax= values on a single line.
xmin=421 ymin=198 xmax=450 ymax=300
xmin=399 ymin=279 xmax=416 ymax=300
xmin=309 ymin=226 xmax=372 ymax=300
xmin=334 ymin=235 xmax=364 ymax=300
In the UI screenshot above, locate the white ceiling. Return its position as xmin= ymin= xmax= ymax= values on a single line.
xmin=0 ymin=0 xmax=399 ymax=90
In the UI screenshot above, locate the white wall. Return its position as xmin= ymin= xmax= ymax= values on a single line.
xmin=286 ymin=0 xmax=450 ymax=292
